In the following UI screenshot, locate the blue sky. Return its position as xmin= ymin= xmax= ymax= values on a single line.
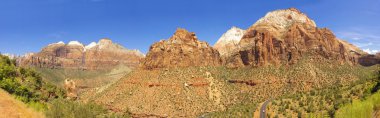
xmin=0 ymin=0 xmax=379 ymax=55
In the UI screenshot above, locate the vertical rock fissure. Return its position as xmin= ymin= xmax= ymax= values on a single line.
xmin=254 ymin=39 xmax=259 ymax=65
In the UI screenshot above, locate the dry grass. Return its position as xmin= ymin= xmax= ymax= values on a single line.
xmin=0 ymin=89 xmax=44 ymax=118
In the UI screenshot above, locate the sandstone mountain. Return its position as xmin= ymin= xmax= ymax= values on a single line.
xmin=18 ymin=39 xmax=144 ymax=70
xmin=90 ymin=8 xmax=375 ymax=117
xmin=224 ymin=8 xmax=365 ymax=67
xmin=213 ymin=26 xmax=246 ymax=56
xmin=142 ymin=28 xmax=222 ymax=69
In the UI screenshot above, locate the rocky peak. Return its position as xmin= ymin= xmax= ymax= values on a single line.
xmin=252 ymin=8 xmax=316 ymax=31
xmin=337 ymin=39 xmax=366 ymax=55
xmin=48 ymin=41 xmax=65 ymax=46
xmin=168 ymin=28 xmax=198 ymax=44
xmin=67 ymin=41 xmax=84 ymax=47
xmin=130 ymin=49 xmax=145 ymax=57
xmin=225 ymin=8 xmax=361 ymax=68
xmin=85 ymin=42 xmax=97 ymax=50
xmin=90 ymin=38 xmax=129 ymax=51
xmin=214 ymin=26 xmax=246 ymax=56
xmin=98 ymin=38 xmax=113 ymax=45
xmin=142 ymin=28 xmax=222 ymax=69
xmin=44 ymin=41 xmax=65 ymax=51
xmin=215 ymin=26 xmax=245 ymax=46
xmin=97 ymin=38 xmax=114 ymax=50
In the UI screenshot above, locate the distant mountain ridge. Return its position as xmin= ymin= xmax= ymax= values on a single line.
xmin=17 ymin=8 xmax=371 ymax=70
xmin=18 ymin=38 xmax=144 ymax=70
xmin=142 ymin=8 xmax=365 ymax=69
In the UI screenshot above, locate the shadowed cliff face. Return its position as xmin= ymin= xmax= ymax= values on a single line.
xmin=222 ymin=8 xmax=365 ymax=67
xmin=142 ymin=28 xmax=222 ymax=69
xmin=18 ymin=39 xmax=145 ymax=70
xmin=359 ymin=53 xmax=380 ymax=66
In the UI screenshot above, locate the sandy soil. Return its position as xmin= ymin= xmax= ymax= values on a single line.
xmin=0 ymin=89 xmax=44 ymax=118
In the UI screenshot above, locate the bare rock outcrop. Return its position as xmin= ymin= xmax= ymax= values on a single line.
xmin=359 ymin=53 xmax=380 ymax=66
xmin=142 ymin=28 xmax=222 ymax=69
xmin=84 ymin=39 xmax=144 ymax=70
xmin=214 ymin=26 xmax=246 ymax=56
xmin=64 ymin=79 xmax=77 ymax=99
xmin=225 ymin=8 xmax=364 ymax=67
xmin=18 ymin=39 xmax=144 ymax=70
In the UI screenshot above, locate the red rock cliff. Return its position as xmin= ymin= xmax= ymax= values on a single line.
xmin=142 ymin=28 xmax=222 ymax=69
xmin=224 ymin=8 xmax=364 ymax=67
xmin=18 ymin=39 xmax=144 ymax=70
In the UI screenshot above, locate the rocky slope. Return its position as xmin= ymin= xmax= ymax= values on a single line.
xmin=224 ymin=8 xmax=364 ymax=67
xmin=18 ymin=39 xmax=144 ymax=70
xmin=142 ymin=28 xmax=222 ymax=69
xmin=93 ymin=57 xmax=375 ymax=117
xmin=214 ymin=26 xmax=246 ymax=56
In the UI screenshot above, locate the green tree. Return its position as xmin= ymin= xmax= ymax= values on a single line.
xmin=0 ymin=54 xmax=65 ymax=110
xmin=297 ymin=111 xmax=302 ymax=118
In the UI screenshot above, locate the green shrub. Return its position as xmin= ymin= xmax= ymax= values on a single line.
xmin=299 ymin=101 xmax=304 ymax=107
xmin=0 ymin=54 xmax=65 ymax=110
xmin=297 ymin=111 xmax=302 ymax=118
xmin=46 ymin=99 xmax=109 ymax=118
xmin=28 ymin=101 xmax=47 ymax=111
xmin=335 ymin=91 xmax=380 ymax=118
xmin=205 ymin=102 xmax=256 ymax=117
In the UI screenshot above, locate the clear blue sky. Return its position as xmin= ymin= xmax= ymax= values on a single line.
xmin=1 ymin=0 xmax=379 ymax=55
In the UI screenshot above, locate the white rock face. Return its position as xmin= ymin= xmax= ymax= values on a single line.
xmin=253 ymin=8 xmax=316 ymax=30
xmin=214 ymin=27 xmax=245 ymax=47
xmin=85 ymin=42 xmax=97 ymax=49
xmin=57 ymin=41 xmax=65 ymax=45
xmin=98 ymin=38 xmax=113 ymax=49
xmin=68 ymin=41 xmax=84 ymax=46
xmin=48 ymin=41 xmax=65 ymax=46
xmin=214 ymin=26 xmax=246 ymax=56
xmin=83 ymin=38 xmax=145 ymax=57
xmin=131 ymin=49 xmax=145 ymax=57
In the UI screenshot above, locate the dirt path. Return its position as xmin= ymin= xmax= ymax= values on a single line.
xmin=0 ymin=89 xmax=44 ymax=118
xmin=373 ymin=109 xmax=380 ymax=118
